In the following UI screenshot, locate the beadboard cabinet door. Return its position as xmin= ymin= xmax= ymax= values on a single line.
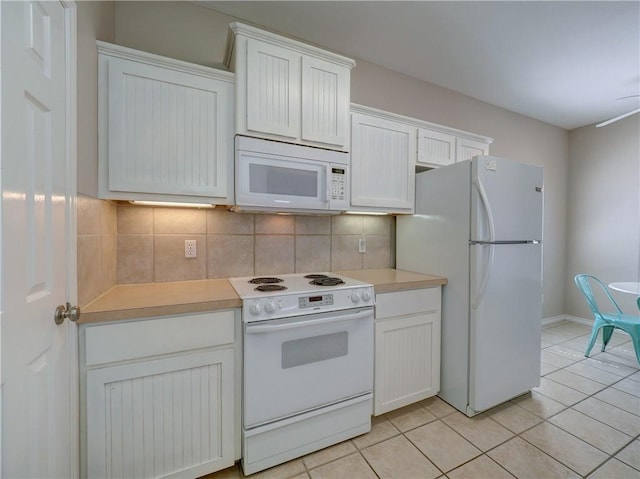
xmin=417 ymin=128 xmax=457 ymax=167
xmin=228 ymin=23 xmax=354 ymax=151
xmin=98 ymin=42 xmax=234 ymax=204
xmin=246 ymin=38 xmax=301 ymax=139
xmin=374 ymin=288 xmax=441 ymax=415
xmin=86 ymin=349 xmax=234 ymax=479
xmin=301 ymin=56 xmax=350 ymax=147
xmin=417 ymin=128 xmax=491 ymax=168
xmin=350 ymin=111 xmax=415 ymax=213
xmin=456 ymin=137 xmax=490 ymax=162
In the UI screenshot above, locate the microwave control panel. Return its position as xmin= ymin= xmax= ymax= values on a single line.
xmin=331 ymin=168 xmax=346 ymax=200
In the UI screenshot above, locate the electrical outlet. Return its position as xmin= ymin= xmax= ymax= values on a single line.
xmin=185 ymin=240 xmax=197 ymax=258
xmin=358 ymin=238 xmax=366 ymax=253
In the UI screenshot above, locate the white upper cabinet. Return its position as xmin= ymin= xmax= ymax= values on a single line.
xmin=350 ymin=106 xmax=416 ymax=213
xmin=456 ymin=136 xmax=490 ymax=161
xmin=98 ymin=42 xmax=235 ymax=204
xmin=350 ymin=104 xmax=492 ymax=213
xmin=417 ymin=127 xmax=492 ymax=168
xmin=226 ymin=22 xmax=354 ymax=151
xmin=417 ymin=128 xmax=457 ymax=167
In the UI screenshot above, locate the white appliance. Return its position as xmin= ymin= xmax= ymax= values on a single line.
xmin=233 ymin=136 xmax=349 ymax=214
xmin=228 ymin=273 xmax=374 ymax=475
xmin=396 ymin=156 xmax=543 ymax=417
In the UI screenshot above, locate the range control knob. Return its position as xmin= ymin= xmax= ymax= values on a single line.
xmin=361 ymin=290 xmax=372 ymax=302
xmin=264 ymin=301 xmax=277 ymax=314
xmin=249 ymin=302 xmax=261 ymax=316
xmin=350 ymin=291 xmax=361 ymax=304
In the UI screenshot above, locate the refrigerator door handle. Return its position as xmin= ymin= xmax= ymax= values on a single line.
xmin=473 ymin=177 xmax=495 ymax=242
xmin=472 ymin=243 xmax=494 ymax=309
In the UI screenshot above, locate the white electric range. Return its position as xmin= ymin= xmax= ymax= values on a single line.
xmin=228 ymin=273 xmax=375 ymax=475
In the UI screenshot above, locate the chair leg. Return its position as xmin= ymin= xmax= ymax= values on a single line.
xmin=601 ymin=326 xmax=615 ymax=352
xmin=584 ymin=325 xmax=600 ymax=358
xmin=631 ymin=336 xmax=640 ymax=365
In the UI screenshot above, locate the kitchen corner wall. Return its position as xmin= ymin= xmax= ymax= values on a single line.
xmin=565 ymin=114 xmax=640 ymax=317
xmin=77 ymin=196 xmax=118 ymax=307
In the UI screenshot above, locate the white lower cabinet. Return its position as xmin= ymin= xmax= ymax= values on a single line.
xmin=374 ymin=288 xmax=441 ymax=415
xmin=80 ymin=310 xmax=240 ymax=479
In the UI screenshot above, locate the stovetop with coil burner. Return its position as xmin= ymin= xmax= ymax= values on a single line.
xmin=228 ymin=273 xmax=374 ymax=322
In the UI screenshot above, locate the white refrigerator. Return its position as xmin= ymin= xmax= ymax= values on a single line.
xmin=397 ymin=156 xmax=543 ymax=416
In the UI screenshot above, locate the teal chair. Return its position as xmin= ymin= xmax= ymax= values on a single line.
xmin=574 ymin=274 xmax=640 ymax=364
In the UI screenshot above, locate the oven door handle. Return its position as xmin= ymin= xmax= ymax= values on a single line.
xmin=245 ymin=309 xmax=372 ymax=334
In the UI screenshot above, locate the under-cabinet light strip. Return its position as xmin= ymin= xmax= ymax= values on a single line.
xmin=129 ymin=201 xmax=215 ymax=208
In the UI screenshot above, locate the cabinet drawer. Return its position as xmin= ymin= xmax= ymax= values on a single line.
xmin=85 ymin=310 xmax=235 ymax=366
xmin=376 ymin=288 xmax=441 ymax=320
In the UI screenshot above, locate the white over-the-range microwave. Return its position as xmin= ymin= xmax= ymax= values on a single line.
xmin=231 ymin=136 xmax=349 ymax=214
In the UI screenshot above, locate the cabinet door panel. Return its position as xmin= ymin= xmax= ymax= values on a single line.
xmin=86 ymin=349 xmax=234 ymax=479
xmin=351 ymin=113 xmax=415 ymax=210
xmin=246 ymin=38 xmax=300 ymax=139
xmin=301 ymin=57 xmax=349 ymax=147
xmin=417 ymin=128 xmax=456 ymax=167
xmin=107 ymin=57 xmax=231 ymax=198
xmin=374 ymin=311 xmax=441 ymax=415
xmin=456 ymin=137 xmax=489 ymax=162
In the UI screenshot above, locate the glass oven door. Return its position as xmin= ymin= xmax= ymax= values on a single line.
xmin=243 ymin=307 xmax=374 ymax=429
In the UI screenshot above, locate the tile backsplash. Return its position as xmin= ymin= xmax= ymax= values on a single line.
xmin=77 ymin=195 xmax=117 ymax=307
xmin=77 ymin=198 xmax=395 ymax=306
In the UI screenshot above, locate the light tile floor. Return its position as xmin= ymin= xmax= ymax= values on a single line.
xmin=205 ymin=320 xmax=640 ymax=479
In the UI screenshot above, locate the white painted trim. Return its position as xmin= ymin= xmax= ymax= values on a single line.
xmin=350 ymin=103 xmax=494 ymax=145
xmin=542 ymin=315 xmax=593 ymax=327
xmin=541 ymin=315 xmax=566 ymax=327
xmin=0 ymin=2 xmax=4 ymax=476
xmin=563 ymin=315 xmax=594 ymax=326
xmin=226 ymin=22 xmax=356 ymax=69
xmin=63 ymin=2 xmax=79 ymax=478
xmin=96 ymin=40 xmax=235 ymax=82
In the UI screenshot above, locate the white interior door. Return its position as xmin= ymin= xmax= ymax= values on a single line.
xmin=1 ymin=2 xmax=78 ymax=478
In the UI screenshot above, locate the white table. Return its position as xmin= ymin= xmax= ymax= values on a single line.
xmin=608 ymin=282 xmax=640 ymax=295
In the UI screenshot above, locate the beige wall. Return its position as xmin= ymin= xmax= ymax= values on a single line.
xmin=114 ymin=1 xmax=570 ymax=318
xmin=566 ymin=115 xmax=640 ymax=317
xmin=77 ymin=1 xmax=116 ymax=197
xmin=77 ymin=196 xmax=117 ymax=307
xmin=114 ymin=1 xmax=230 ymax=69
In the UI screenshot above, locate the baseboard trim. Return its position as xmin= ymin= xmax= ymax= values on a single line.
xmin=542 ymin=315 xmax=593 ymax=327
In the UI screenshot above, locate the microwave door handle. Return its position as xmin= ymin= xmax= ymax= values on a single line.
xmin=245 ymin=309 xmax=372 ymax=334
xmin=325 ymin=165 xmax=332 ymax=203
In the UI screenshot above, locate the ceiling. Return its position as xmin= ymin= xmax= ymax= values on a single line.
xmin=198 ymin=1 xmax=640 ymax=130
